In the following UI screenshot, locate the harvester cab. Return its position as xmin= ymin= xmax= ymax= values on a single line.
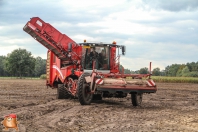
xmin=79 ymin=41 xmax=125 ymax=74
xmin=84 ymin=46 xmax=109 ymax=70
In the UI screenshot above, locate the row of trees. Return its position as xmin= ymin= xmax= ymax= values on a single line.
xmin=121 ymin=66 xmax=163 ymax=76
xmin=164 ymin=62 xmax=198 ymax=77
xmin=0 ymin=48 xmax=46 ymax=78
xmin=121 ymin=62 xmax=198 ymax=77
xmin=1 ymin=48 xmax=198 ymax=78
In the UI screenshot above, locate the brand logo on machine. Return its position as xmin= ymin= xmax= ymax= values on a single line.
xmin=1 ymin=114 xmax=19 ymax=131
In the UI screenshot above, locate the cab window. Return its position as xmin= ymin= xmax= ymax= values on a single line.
xmin=84 ymin=46 xmax=109 ymax=70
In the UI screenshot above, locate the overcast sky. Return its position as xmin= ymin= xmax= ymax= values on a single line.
xmin=0 ymin=0 xmax=198 ymax=70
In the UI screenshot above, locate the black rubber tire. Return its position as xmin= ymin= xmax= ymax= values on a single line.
xmin=77 ymin=73 xmax=93 ymax=105
xmin=81 ymin=53 xmax=85 ymax=69
xmin=57 ymin=84 xmax=70 ymax=99
xmin=131 ymin=93 xmax=143 ymax=106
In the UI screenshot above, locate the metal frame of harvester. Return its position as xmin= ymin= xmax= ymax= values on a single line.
xmin=23 ymin=17 xmax=157 ymax=106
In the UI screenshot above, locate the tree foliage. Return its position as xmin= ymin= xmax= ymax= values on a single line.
xmin=34 ymin=56 xmax=46 ymax=77
xmin=124 ymin=68 xmax=132 ymax=74
xmin=1 ymin=48 xmax=47 ymax=77
xmin=0 ymin=48 xmax=46 ymax=77
xmin=5 ymin=48 xmax=35 ymax=78
xmin=152 ymin=67 xmax=161 ymax=76
xmin=165 ymin=62 xmax=198 ymax=77
xmin=120 ymin=61 xmax=198 ymax=77
xmin=0 ymin=56 xmax=9 ymax=76
xmin=139 ymin=67 xmax=148 ymax=74
xmin=167 ymin=64 xmax=180 ymax=76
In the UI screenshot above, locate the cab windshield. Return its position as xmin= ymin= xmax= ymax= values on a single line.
xmin=84 ymin=46 xmax=110 ymax=70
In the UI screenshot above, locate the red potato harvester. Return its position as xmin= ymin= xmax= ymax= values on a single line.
xmin=23 ymin=17 xmax=157 ymax=106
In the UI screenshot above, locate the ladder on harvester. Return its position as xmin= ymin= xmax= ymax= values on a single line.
xmin=46 ymin=51 xmax=51 ymax=83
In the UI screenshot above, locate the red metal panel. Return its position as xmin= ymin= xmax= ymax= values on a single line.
xmin=97 ymin=85 xmax=157 ymax=91
xmin=23 ymin=17 xmax=82 ymax=61
xmin=24 ymin=17 xmax=84 ymax=88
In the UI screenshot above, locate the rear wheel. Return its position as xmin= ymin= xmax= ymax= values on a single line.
xmin=131 ymin=93 xmax=143 ymax=106
xmin=57 ymin=84 xmax=70 ymax=99
xmin=78 ymin=73 xmax=93 ymax=105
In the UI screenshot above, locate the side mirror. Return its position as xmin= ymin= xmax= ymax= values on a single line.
xmin=122 ymin=46 xmax=125 ymax=55
xmin=68 ymin=43 xmax=72 ymax=52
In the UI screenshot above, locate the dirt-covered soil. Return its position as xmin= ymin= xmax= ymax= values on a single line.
xmin=0 ymin=79 xmax=198 ymax=132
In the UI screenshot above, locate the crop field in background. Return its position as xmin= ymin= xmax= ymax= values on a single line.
xmin=152 ymin=76 xmax=198 ymax=83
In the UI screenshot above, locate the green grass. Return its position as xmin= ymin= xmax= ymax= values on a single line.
xmin=151 ymin=76 xmax=198 ymax=83
xmin=0 ymin=77 xmax=40 ymax=79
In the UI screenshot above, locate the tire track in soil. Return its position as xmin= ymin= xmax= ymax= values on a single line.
xmin=84 ymin=104 xmax=198 ymax=132
xmin=0 ymin=99 xmax=83 ymax=131
xmin=6 ymin=99 xmax=91 ymax=132
xmin=30 ymin=105 xmax=91 ymax=132
xmin=0 ymin=100 xmax=56 ymax=132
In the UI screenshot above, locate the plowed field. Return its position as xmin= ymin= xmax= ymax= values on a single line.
xmin=0 ymin=79 xmax=198 ymax=132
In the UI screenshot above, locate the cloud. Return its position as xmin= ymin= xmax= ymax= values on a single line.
xmin=0 ymin=0 xmax=4 ymax=6
xmin=142 ymin=0 xmax=198 ymax=12
xmin=0 ymin=0 xmax=198 ymax=71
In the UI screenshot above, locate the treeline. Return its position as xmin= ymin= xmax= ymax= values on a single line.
xmin=121 ymin=62 xmax=198 ymax=77
xmin=164 ymin=63 xmax=198 ymax=77
xmin=1 ymin=48 xmax=198 ymax=78
xmin=0 ymin=48 xmax=46 ymax=78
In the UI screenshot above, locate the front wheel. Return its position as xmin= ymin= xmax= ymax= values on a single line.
xmin=77 ymin=73 xmax=93 ymax=105
xmin=131 ymin=93 xmax=143 ymax=106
